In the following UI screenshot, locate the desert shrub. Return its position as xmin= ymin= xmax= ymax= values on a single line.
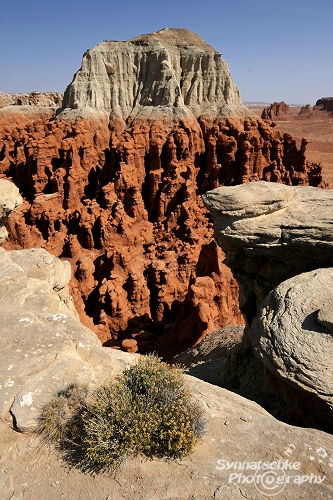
xmin=37 ymin=355 xmax=206 ymax=472
xmin=37 ymin=383 xmax=88 ymax=445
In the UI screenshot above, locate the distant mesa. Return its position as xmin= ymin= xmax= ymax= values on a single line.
xmin=299 ymin=97 xmax=333 ymax=116
xmin=314 ymin=97 xmax=333 ymax=112
xmin=260 ymin=97 xmax=333 ymax=118
xmin=0 ymin=90 xmax=63 ymax=109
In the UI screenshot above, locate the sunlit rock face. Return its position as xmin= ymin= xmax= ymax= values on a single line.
xmin=62 ymin=28 xmax=250 ymax=121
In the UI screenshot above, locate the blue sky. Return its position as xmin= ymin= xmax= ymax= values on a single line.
xmin=0 ymin=0 xmax=332 ymax=104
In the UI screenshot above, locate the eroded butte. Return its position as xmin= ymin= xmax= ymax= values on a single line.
xmin=0 ymin=28 xmax=326 ymax=357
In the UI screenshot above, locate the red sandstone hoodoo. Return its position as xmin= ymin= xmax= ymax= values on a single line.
xmin=0 ymin=28 xmax=326 ymax=357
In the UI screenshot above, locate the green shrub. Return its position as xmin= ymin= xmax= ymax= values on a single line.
xmin=37 ymin=355 xmax=206 ymax=472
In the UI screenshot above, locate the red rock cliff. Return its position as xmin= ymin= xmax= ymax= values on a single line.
xmin=0 ymin=29 xmax=326 ymax=358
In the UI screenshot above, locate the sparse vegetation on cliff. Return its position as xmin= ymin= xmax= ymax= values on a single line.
xmin=37 ymin=355 xmax=206 ymax=472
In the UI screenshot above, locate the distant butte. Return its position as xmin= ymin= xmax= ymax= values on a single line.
xmin=0 ymin=29 xmax=327 ymax=358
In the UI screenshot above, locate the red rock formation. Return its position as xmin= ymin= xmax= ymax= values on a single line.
xmin=0 ymin=27 xmax=327 ymax=357
xmin=0 ymin=106 xmax=326 ymax=358
xmin=298 ymin=104 xmax=311 ymax=115
xmin=261 ymin=101 xmax=290 ymax=120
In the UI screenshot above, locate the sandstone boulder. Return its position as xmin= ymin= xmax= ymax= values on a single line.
xmin=203 ymin=181 xmax=333 ymax=252
xmin=203 ymin=182 xmax=333 ymax=430
xmin=203 ymin=181 xmax=333 ymax=321
xmin=0 ymin=247 xmax=137 ymax=432
xmin=250 ymin=268 xmax=333 ymax=432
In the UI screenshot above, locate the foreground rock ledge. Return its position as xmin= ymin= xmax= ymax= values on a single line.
xmin=203 ymin=181 xmax=333 ymax=317
xmin=203 ymin=181 xmax=333 ymax=254
xmin=0 ymin=247 xmax=332 ymax=498
xmin=203 ymin=182 xmax=333 ymax=431
xmin=0 ymin=247 xmax=137 ymax=431
xmin=2 ymin=368 xmax=333 ymax=499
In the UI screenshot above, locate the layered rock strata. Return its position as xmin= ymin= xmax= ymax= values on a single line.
xmin=62 ymin=28 xmax=249 ymax=121
xmin=0 ymin=30 xmax=327 ymax=356
xmin=251 ymin=268 xmax=333 ymax=432
xmin=0 ymin=91 xmax=63 ymax=109
xmin=203 ymin=182 xmax=333 ymax=430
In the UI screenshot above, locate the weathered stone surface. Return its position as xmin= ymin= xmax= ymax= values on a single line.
xmin=62 ymin=28 xmax=249 ymax=121
xmin=250 ymin=268 xmax=333 ymax=432
xmin=0 ymin=179 xmax=22 ymax=244
xmin=203 ymin=182 xmax=333 ymax=430
xmin=0 ymin=247 xmax=137 ymax=432
xmin=203 ymin=182 xmax=333 ymax=307
xmin=1 ymin=373 xmax=333 ymax=499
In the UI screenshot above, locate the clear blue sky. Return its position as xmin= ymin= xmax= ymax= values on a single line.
xmin=0 ymin=0 xmax=332 ymax=105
